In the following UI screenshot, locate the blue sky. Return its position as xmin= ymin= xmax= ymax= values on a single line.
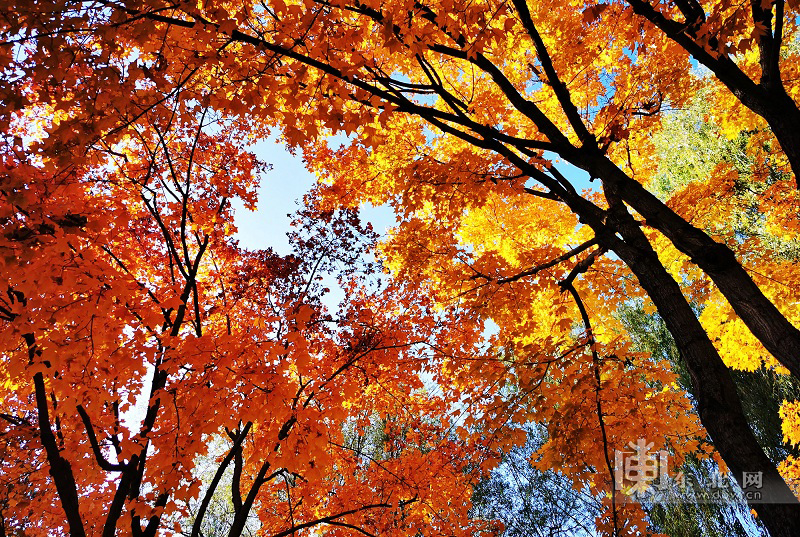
xmin=230 ymin=137 xmax=322 ymax=253
xmin=232 ymin=138 xmax=593 ymax=254
xmin=231 ymin=137 xmax=396 ymax=253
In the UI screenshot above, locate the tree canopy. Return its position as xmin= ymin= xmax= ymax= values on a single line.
xmin=2 ymin=0 xmax=800 ymax=536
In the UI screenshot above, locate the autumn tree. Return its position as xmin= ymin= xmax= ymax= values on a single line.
xmin=3 ymin=0 xmax=800 ymax=536
xmin=0 ymin=95 xmax=503 ymax=537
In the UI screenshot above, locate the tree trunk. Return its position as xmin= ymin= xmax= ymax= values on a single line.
xmin=598 ymin=203 xmax=800 ymax=537
xmin=761 ymin=96 xmax=800 ymax=190
xmin=573 ymin=155 xmax=800 ymax=380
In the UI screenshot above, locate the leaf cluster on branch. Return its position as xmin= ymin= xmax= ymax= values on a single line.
xmin=2 ymin=0 xmax=800 ymax=535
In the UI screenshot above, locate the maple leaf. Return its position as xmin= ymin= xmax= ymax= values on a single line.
xmin=5 ymin=0 xmax=800 ymax=535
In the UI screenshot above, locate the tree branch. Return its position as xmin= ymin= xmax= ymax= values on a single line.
xmin=191 ymin=423 xmax=252 ymax=537
xmin=27 ymin=333 xmax=86 ymax=537
xmin=269 ymin=498 xmax=417 ymax=537
xmin=559 ymin=284 xmax=619 ymax=537
xmin=76 ymin=405 xmax=127 ymax=472
xmin=510 ymin=0 xmax=595 ymax=148
xmin=489 ymin=238 xmax=598 ymax=284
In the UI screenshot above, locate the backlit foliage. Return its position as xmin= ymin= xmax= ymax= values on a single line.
xmin=2 ymin=0 xmax=800 ymax=535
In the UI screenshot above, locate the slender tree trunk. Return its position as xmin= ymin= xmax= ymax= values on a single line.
xmin=27 ymin=333 xmax=86 ymax=537
xmin=33 ymin=372 xmax=86 ymax=537
xmin=596 ymin=203 xmax=800 ymax=537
